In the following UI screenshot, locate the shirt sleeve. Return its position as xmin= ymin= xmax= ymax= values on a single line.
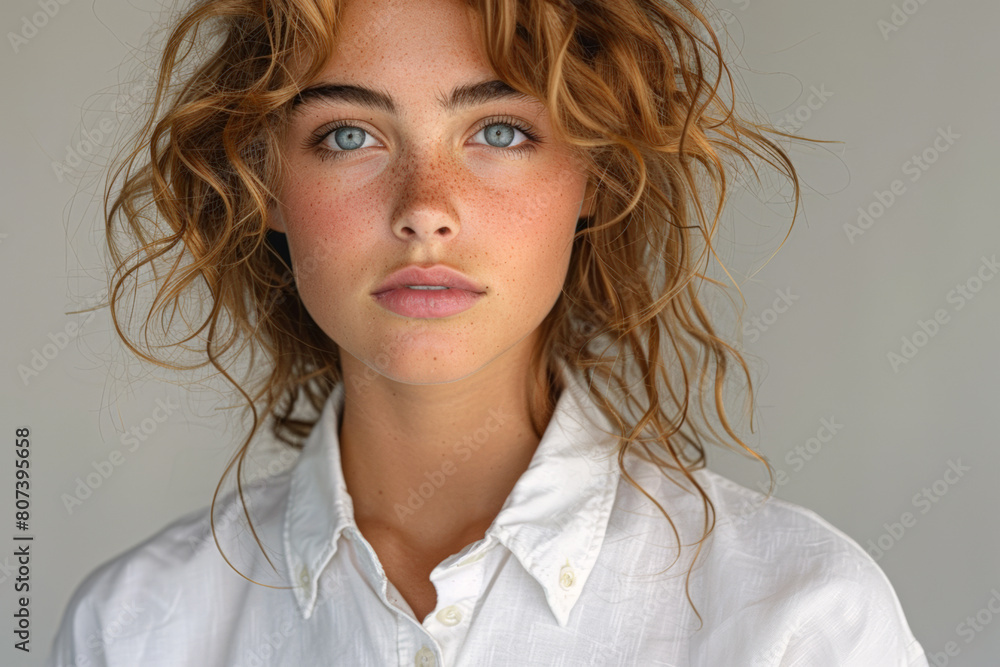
xmin=47 ymin=570 xmax=111 ymax=667
xmin=47 ymin=547 xmax=162 ymax=667
xmin=775 ymin=559 xmax=929 ymax=667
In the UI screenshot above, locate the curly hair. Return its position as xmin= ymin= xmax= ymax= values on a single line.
xmin=104 ymin=0 xmax=808 ymax=625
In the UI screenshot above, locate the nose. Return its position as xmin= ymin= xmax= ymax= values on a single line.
xmin=392 ymin=215 xmax=458 ymax=242
xmin=389 ymin=152 xmax=463 ymax=243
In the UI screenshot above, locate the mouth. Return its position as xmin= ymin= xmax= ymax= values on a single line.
xmin=371 ymin=264 xmax=486 ymax=318
xmin=372 ymin=285 xmax=483 ymax=318
xmin=372 ymin=264 xmax=486 ymax=295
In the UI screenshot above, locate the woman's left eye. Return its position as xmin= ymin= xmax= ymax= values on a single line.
xmin=472 ymin=120 xmax=538 ymax=151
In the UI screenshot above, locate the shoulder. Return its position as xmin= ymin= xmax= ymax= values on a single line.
xmin=691 ymin=468 xmax=898 ymax=604
xmin=608 ymin=461 xmax=926 ymax=664
xmin=697 ymin=467 xmax=874 ymax=567
xmin=48 ymin=470 xmax=293 ymax=667
xmin=616 ymin=462 xmax=893 ymax=585
xmin=691 ymin=468 xmax=929 ymax=666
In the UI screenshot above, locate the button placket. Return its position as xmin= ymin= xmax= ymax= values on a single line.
xmin=420 ymin=547 xmax=491 ymax=666
xmin=428 ymin=549 xmax=485 ymax=628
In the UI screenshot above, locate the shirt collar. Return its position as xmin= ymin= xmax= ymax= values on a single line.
xmin=283 ymin=359 xmax=622 ymax=627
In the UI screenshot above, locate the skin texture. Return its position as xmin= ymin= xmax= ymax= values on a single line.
xmin=270 ymin=0 xmax=595 ymax=621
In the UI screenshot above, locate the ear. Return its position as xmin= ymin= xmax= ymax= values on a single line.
xmin=266 ymin=199 xmax=287 ymax=233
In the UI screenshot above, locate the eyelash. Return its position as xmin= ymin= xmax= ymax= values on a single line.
xmin=305 ymin=115 xmax=542 ymax=162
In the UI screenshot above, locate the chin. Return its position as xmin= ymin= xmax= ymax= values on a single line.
xmin=378 ymin=366 xmax=475 ymax=386
xmin=340 ymin=338 xmax=492 ymax=387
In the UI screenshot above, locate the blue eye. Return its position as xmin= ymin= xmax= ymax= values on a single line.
xmin=321 ymin=126 xmax=379 ymax=153
xmin=332 ymin=126 xmax=366 ymax=150
xmin=309 ymin=116 xmax=541 ymax=162
xmin=478 ymin=123 xmax=518 ymax=148
xmin=472 ymin=118 xmax=540 ymax=153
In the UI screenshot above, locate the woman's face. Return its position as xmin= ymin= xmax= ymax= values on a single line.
xmin=272 ymin=0 xmax=594 ymax=385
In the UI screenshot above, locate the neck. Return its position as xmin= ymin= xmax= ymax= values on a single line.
xmin=337 ymin=344 xmax=559 ymax=552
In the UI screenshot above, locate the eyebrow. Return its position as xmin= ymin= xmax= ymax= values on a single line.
xmin=291 ymin=78 xmax=540 ymax=115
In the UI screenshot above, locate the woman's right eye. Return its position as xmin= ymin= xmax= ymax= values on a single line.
xmin=318 ymin=125 xmax=381 ymax=159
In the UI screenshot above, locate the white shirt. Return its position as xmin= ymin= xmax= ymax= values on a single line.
xmin=49 ymin=362 xmax=929 ymax=666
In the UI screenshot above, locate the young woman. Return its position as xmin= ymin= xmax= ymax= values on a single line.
xmin=50 ymin=0 xmax=928 ymax=665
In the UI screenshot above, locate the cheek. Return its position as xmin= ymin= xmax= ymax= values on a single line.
xmin=494 ymin=173 xmax=584 ymax=302
xmin=280 ymin=179 xmax=383 ymax=305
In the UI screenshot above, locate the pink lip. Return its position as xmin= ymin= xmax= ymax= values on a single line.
xmin=372 ymin=265 xmax=486 ymax=319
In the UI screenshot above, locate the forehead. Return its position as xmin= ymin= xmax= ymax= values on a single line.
xmin=324 ymin=0 xmax=490 ymax=81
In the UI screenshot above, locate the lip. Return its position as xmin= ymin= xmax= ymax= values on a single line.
xmin=372 ymin=265 xmax=486 ymax=295
xmin=372 ymin=265 xmax=486 ymax=319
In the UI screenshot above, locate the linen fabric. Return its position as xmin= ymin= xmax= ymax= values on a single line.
xmin=49 ymin=363 xmax=929 ymax=666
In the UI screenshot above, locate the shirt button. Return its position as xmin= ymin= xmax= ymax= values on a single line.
xmin=414 ymin=646 xmax=436 ymax=666
xmin=435 ymin=605 xmax=463 ymax=626
xmin=299 ymin=566 xmax=311 ymax=586
xmin=559 ymin=564 xmax=576 ymax=590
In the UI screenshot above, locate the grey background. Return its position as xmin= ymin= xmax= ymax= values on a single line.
xmin=1 ymin=0 xmax=997 ymax=665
